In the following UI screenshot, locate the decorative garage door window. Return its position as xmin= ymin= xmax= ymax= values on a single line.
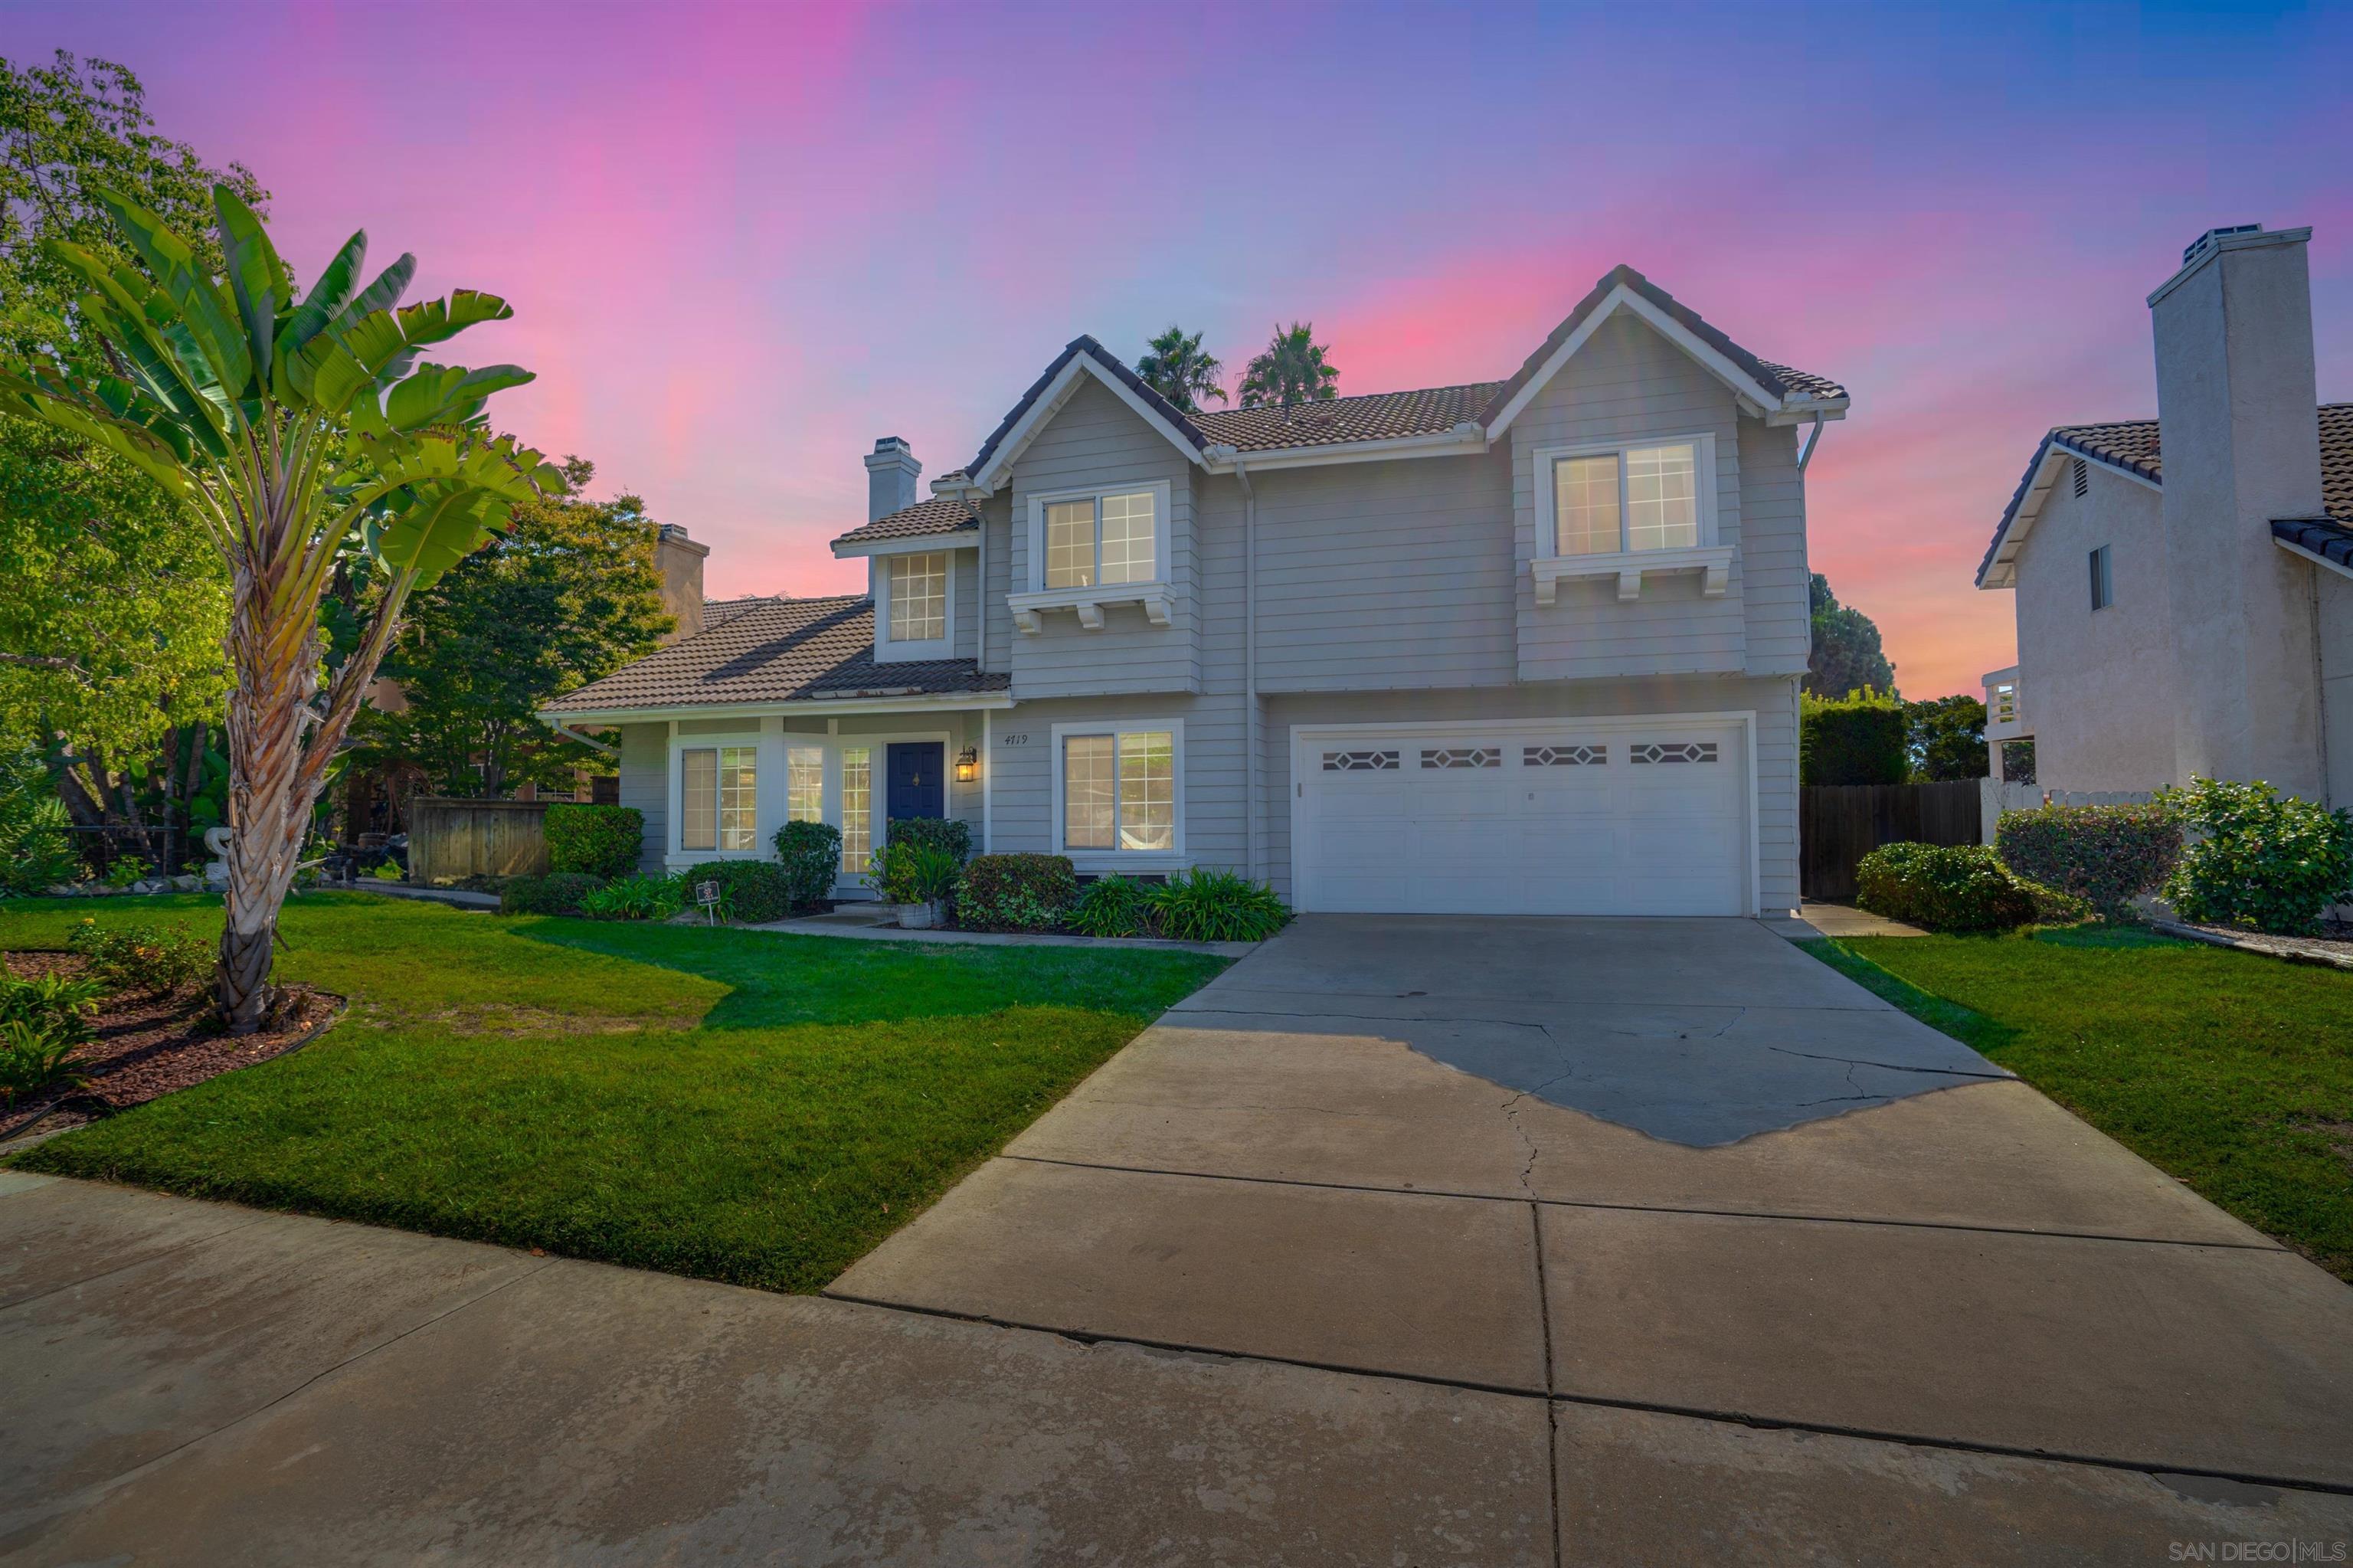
xmin=1323 ymin=750 xmax=1399 ymax=771
xmin=1525 ymin=744 xmax=1605 ymax=767
xmin=1421 ymin=747 xmax=1500 ymax=769
xmin=1631 ymin=741 xmax=1719 ymax=764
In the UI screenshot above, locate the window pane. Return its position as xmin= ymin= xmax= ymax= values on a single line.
xmin=1117 ymin=731 xmax=1174 ymax=851
xmin=787 ymin=747 xmax=824 ymax=822
xmin=719 ymin=745 xmax=757 ymax=850
xmin=1625 ymin=443 xmax=1698 ymax=552
xmin=1098 ymin=490 xmax=1157 ymax=585
xmin=680 ymin=748 xmax=717 ymax=852
xmin=1045 ymin=499 xmax=1096 ymax=588
xmin=1062 ymin=735 xmax=1116 ymax=850
xmin=889 ymin=552 xmax=946 ymax=641
xmin=839 ymin=748 xmax=870 ymax=872
xmin=1554 ymin=454 xmax=1622 ymax=556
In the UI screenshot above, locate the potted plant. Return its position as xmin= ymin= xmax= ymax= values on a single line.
xmin=872 ymin=841 xmax=963 ymax=928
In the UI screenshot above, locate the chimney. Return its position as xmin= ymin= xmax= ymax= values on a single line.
xmin=653 ymin=523 xmax=709 ymax=645
xmin=864 ymin=437 xmax=921 ymax=523
xmin=2149 ymin=224 xmax=2327 ymax=797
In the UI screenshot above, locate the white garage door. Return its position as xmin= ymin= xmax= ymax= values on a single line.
xmin=1295 ymin=718 xmax=1749 ymax=915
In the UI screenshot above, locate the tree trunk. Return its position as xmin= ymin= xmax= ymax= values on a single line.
xmin=217 ymin=562 xmax=322 ymax=1033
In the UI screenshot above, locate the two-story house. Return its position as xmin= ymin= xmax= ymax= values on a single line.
xmin=542 ymin=266 xmax=1849 ymax=916
xmin=1975 ymin=224 xmax=2352 ymax=807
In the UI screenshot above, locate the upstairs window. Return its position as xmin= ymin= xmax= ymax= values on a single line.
xmin=887 ymin=552 xmax=946 ymax=642
xmin=1549 ymin=440 xmax=1703 ymax=556
xmin=1044 ymin=489 xmax=1157 ymax=588
xmin=2089 ymin=545 xmax=2113 ymax=612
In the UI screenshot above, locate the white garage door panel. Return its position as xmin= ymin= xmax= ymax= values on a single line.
xmin=1298 ymin=719 xmax=1748 ymax=916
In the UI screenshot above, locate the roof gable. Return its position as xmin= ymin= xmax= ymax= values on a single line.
xmin=967 ymin=336 xmax=1207 ymax=493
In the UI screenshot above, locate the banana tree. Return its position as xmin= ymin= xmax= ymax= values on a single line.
xmin=0 ymin=185 xmax=556 ymax=1030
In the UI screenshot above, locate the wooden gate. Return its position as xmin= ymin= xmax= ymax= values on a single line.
xmin=406 ymin=797 xmax=551 ymax=883
xmin=1800 ymin=781 xmax=1983 ymax=902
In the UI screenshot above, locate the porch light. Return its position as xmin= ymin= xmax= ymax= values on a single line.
xmin=954 ymin=746 xmax=978 ymax=784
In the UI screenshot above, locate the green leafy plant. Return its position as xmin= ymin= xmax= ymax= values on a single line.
xmin=0 ymin=971 xmax=103 ymax=1041
xmin=0 ymin=787 xmax=81 ymax=896
xmin=1069 ymin=874 xmax=1155 ymax=938
xmin=956 ymin=853 xmax=1078 ymax=934
xmin=577 ymin=873 xmax=683 ymax=921
xmin=1854 ymin=842 xmax=2085 ymax=934
xmin=872 ymin=841 xmax=961 ymax=905
xmin=544 ymin=804 xmax=643 ymax=880
xmin=1149 ymin=869 xmax=1291 ymax=942
xmin=2156 ymin=777 xmax=2353 ymax=935
xmin=771 ymin=820 xmax=843 ymax=912
xmin=67 ymin=917 xmax=212 ymax=993
xmin=1995 ymin=803 xmax=2181 ymax=921
xmin=0 ymin=1014 xmax=90 ymax=1110
xmin=497 ymin=872 xmax=607 ymax=917
xmin=885 ymin=817 xmax=971 ymax=863
xmin=372 ymin=859 xmax=405 ymax=882
xmin=1800 ymin=688 xmax=1907 ymax=785
xmin=680 ymin=861 xmax=795 ymax=925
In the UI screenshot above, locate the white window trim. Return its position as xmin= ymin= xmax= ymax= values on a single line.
xmin=669 ymin=729 xmax=764 ymax=861
xmin=1527 ymin=432 xmax=1730 ymax=606
xmin=665 ymin=725 xmax=961 ymax=887
xmin=873 ymin=551 xmax=954 ymax=663
xmin=1015 ymin=480 xmax=1173 ymax=634
xmin=1049 ymin=718 xmax=1186 ymax=872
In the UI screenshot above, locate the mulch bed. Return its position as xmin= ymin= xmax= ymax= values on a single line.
xmin=2 ymin=952 xmax=341 ymax=1138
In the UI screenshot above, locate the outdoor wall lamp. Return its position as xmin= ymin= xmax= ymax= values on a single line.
xmin=954 ymin=746 xmax=978 ymax=784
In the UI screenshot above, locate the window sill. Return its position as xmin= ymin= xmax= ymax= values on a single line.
xmin=1530 ymin=545 xmax=1732 ymax=606
xmin=1010 ymin=584 xmax=1173 ymax=634
xmin=875 ymin=637 xmax=952 ymax=663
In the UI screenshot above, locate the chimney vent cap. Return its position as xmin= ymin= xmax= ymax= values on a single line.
xmin=872 ymin=435 xmax=910 ymax=453
xmin=2184 ymin=224 xmax=2263 ymax=265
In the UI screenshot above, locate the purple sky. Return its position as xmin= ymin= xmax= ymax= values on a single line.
xmin=7 ymin=1 xmax=2349 ymax=695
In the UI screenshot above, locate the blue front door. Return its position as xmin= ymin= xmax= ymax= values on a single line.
xmin=885 ymin=742 xmax=944 ymax=828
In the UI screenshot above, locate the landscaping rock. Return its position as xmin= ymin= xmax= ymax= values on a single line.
xmin=170 ymin=875 xmax=201 ymax=892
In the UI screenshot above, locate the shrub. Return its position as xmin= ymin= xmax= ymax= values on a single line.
xmin=956 ymin=853 xmax=1077 ymax=933
xmin=0 ymin=971 xmax=102 ymax=1045
xmin=1854 ymin=842 xmax=2085 ymax=934
xmin=1996 ymin=802 xmax=2181 ymax=920
xmin=499 ymin=872 xmax=608 ymax=916
xmin=578 ymin=874 xmax=685 ymax=921
xmin=1801 ymin=689 xmax=1908 ymax=785
xmin=681 ymin=861 xmax=796 ymax=924
xmin=0 ymin=790 xmax=80 ymax=895
xmin=1150 ymin=869 xmax=1292 ymax=942
xmin=68 ymin=918 xmax=212 ymax=994
xmin=873 ymin=841 xmax=961 ymax=905
xmin=0 ymin=1016 xmax=87 ymax=1109
xmin=1069 ymin=875 xmax=1156 ymax=938
xmin=886 ymin=817 xmax=972 ymax=863
xmin=544 ymin=804 xmax=644 ymax=879
xmin=772 ymin=820 xmax=843 ymax=911
xmin=2156 ymin=777 xmax=2353 ymax=935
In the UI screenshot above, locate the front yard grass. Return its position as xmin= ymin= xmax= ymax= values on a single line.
xmin=1806 ymin=925 xmax=2353 ymax=1281
xmin=3 ymin=893 xmax=1226 ymax=1291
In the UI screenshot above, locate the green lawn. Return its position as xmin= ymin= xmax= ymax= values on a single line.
xmin=1807 ymin=926 xmax=2353 ymax=1280
xmin=4 ymin=893 xmax=1226 ymax=1291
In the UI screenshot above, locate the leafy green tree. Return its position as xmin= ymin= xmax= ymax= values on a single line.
xmin=1237 ymin=321 xmax=1339 ymax=410
xmin=1805 ymin=572 xmax=1896 ymax=699
xmin=362 ymin=459 xmax=670 ymax=797
xmin=0 ymin=182 xmax=555 ymax=1029
xmin=1905 ymin=695 xmax=1988 ymax=781
xmin=1134 ymin=326 xmax=1226 ymax=414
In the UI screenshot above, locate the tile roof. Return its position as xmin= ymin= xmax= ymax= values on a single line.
xmin=2273 ymin=517 xmax=2353 ymax=571
xmin=1189 ymin=382 xmax=1503 ymax=451
xmin=830 ymin=496 xmax=981 ymax=548
xmin=1977 ymin=402 xmax=2353 ymax=587
xmin=545 ymin=595 xmax=1006 ymax=714
xmin=700 ymin=594 xmax=784 ymax=629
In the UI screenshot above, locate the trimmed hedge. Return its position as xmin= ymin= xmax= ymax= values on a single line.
xmin=886 ymin=817 xmax=972 ymax=862
xmin=2158 ymin=777 xmax=2353 ymax=935
xmin=1801 ymin=689 xmax=1907 ymax=785
xmin=544 ymin=804 xmax=643 ymax=879
xmin=957 ymin=853 xmax=1077 ymax=933
xmin=1995 ymin=802 xmax=2180 ymax=920
xmin=499 ymin=872 xmax=607 ymax=916
xmin=772 ymin=820 xmax=843 ymax=911
xmin=680 ymin=861 xmax=797 ymax=925
xmin=1855 ymin=842 xmax=2086 ymax=933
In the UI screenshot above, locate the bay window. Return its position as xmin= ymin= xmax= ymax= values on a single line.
xmin=1057 ymin=724 xmax=1179 ymax=858
xmin=839 ymin=747 xmax=872 ymax=872
xmin=787 ymin=746 xmax=824 ymax=821
xmin=680 ymin=745 xmax=756 ymax=853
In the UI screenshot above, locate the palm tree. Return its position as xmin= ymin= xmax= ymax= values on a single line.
xmin=1237 ymin=322 xmax=1340 ymax=411
xmin=0 ymin=185 xmax=554 ymax=1030
xmin=1134 ymin=326 xmax=1226 ymax=414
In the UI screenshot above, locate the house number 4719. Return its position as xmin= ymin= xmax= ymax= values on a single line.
xmin=999 ymin=733 xmax=1031 ymax=746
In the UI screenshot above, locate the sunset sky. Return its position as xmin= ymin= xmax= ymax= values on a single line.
xmin=6 ymin=2 xmax=2348 ymax=696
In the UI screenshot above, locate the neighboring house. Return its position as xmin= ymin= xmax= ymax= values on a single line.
xmin=543 ymin=265 xmax=1849 ymax=915
xmin=1976 ymin=224 xmax=2353 ymax=808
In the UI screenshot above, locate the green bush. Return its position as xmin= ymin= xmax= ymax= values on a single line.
xmin=1854 ymin=842 xmax=2085 ymax=934
xmin=771 ymin=820 xmax=843 ymax=910
xmin=956 ymin=853 xmax=1077 ymax=933
xmin=681 ymin=861 xmax=796 ymax=925
xmin=68 ymin=918 xmax=212 ymax=994
xmin=1149 ymin=869 xmax=1291 ymax=943
xmin=2157 ymin=777 xmax=2353 ymax=935
xmin=578 ymin=874 xmax=685 ymax=921
xmin=0 ymin=791 xmax=80 ymax=895
xmin=1069 ymin=875 xmax=1155 ymax=938
xmin=1802 ymin=689 xmax=1908 ymax=785
xmin=873 ymin=841 xmax=961 ymax=905
xmin=0 ymin=971 xmax=102 ymax=1045
xmin=1995 ymin=803 xmax=2181 ymax=920
xmin=544 ymin=804 xmax=644 ymax=879
xmin=0 ymin=1016 xmax=88 ymax=1109
xmin=886 ymin=817 xmax=972 ymax=863
xmin=499 ymin=872 xmax=608 ymax=916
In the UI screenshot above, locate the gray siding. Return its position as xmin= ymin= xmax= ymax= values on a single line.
xmin=1005 ymin=376 xmax=1199 ymax=696
xmin=2322 ymin=566 xmax=2353 ymax=811
xmin=1738 ymin=417 xmax=1811 ymax=676
xmin=983 ymin=691 xmax=1248 ymax=869
xmin=616 ymin=722 xmax=668 ymax=873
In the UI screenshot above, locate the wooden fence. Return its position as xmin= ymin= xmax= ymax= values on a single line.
xmin=406 ymin=797 xmax=551 ymax=883
xmin=1800 ymin=781 xmax=1983 ymax=902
